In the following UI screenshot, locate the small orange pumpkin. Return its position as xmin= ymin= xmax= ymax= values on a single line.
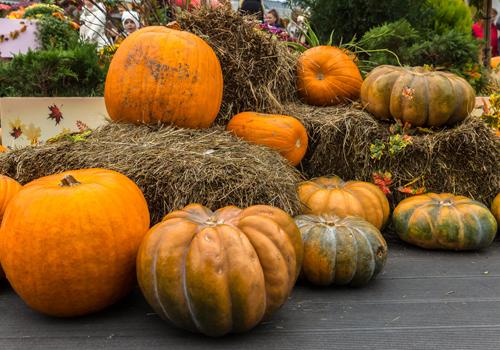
xmin=104 ymin=26 xmax=223 ymax=128
xmin=492 ymin=193 xmax=500 ymax=228
xmin=137 ymin=203 xmax=303 ymax=337
xmin=0 ymin=175 xmax=22 ymax=279
xmin=0 ymin=169 xmax=150 ymax=317
xmin=226 ymin=112 xmax=308 ymax=166
xmin=297 ymin=46 xmax=363 ymax=106
xmin=297 ymin=176 xmax=390 ymax=230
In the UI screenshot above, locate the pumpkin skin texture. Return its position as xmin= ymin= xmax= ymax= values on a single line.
xmin=298 ymin=176 xmax=390 ymax=230
xmin=295 ymin=215 xmax=387 ymax=287
xmin=136 ymin=203 xmax=303 ymax=337
xmin=297 ymin=46 xmax=363 ymax=106
xmin=361 ymin=65 xmax=476 ymax=127
xmin=226 ymin=112 xmax=308 ymax=166
xmin=393 ymin=193 xmax=497 ymax=251
xmin=0 ymin=169 xmax=150 ymax=317
xmin=104 ymin=26 xmax=223 ymax=128
xmin=491 ymin=193 xmax=500 ymax=229
xmin=0 ymin=175 xmax=21 ymax=279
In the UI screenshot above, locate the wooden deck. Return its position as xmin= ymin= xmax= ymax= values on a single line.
xmin=1 ymin=240 xmax=499 ymax=350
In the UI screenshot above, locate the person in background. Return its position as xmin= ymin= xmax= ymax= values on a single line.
xmin=472 ymin=7 xmax=499 ymax=57
xmin=121 ymin=10 xmax=140 ymax=36
xmin=79 ymin=0 xmax=109 ymax=49
xmin=239 ymin=0 xmax=264 ymax=21
xmin=264 ymin=9 xmax=283 ymax=29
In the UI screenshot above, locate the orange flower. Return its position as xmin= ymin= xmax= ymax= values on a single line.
xmin=52 ymin=11 xmax=65 ymax=20
xmin=70 ymin=21 xmax=80 ymax=30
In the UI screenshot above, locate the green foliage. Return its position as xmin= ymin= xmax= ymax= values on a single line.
xmin=37 ymin=16 xmax=79 ymax=50
xmin=23 ymin=4 xmax=63 ymax=18
xmin=0 ymin=43 xmax=106 ymax=97
xmin=290 ymin=0 xmax=429 ymax=43
xmin=424 ymin=0 xmax=472 ymax=35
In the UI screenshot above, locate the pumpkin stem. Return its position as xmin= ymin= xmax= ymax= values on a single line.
xmin=60 ymin=175 xmax=81 ymax=187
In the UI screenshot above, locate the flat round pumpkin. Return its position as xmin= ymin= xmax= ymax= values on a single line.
xmin=226 ymin=112 xmax=308 ymax=166
xmin=361 ymin=65 xmax=475 ymax=127
xmin=393 ymin=193 xmax=497 ymax=250
xmin=297 ymin=46 xmax=362 ymax=106
xmin=0 ymin=169 xmax=150 ymax=317
xmin=295 ymin=214 xmax=387 ymax=286
xmin=297 ymin=176 xmax=390 ymax=230
xmin=0 ymin=175 xmax=21 ymax=279
xmin=104 ymin=26 xmax=223 ymax=128
xmin=136 ymin=203 xmax=303 ymax=337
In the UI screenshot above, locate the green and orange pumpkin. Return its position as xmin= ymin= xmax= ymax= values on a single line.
xmin=227 ymin=112 xmax=308 ymax=166
xmin=393 ymin=193 xmax=497 ymax=250
xmin=297 ymin=46 xmax=363 ymax=106
xmin=0 ymin=169 xmax=150 ymax=316
xmin=136 ymin=204 xmax=303 ymax=337
xmin=297 ymin=176 xmax=390 ymax=230
xmin=295 ymin=214 xmax=387 ymax=286
xmin=361 ymin=65 xmax=476 ymax=127
xmin=105 ymin=26 xmax=223 ymax=128
xmin=0 ymin=175 xmax=22 ymax=279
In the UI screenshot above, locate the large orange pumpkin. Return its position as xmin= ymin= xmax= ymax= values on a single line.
xmin=226 ymin=112 xmax=308 ymax=166
xmin=297 ymin=46 xmax=363 ymax=106
xmin=492 ymin=193 xmax=500 ymax=228
xmin=298 ymin=176 xmax=390 ymax=230
xmin=361 ymin=65 xmax=476 ymax=127
xmin=104 ymin=26 xmax=223 ymax=128
xmin=393 ymin=193 xmax=497 ymax=250
xmin=136 ymin=204 xmax=303 ymax=337
xmin=0 ymin=175 xmax=21 ymax=279
xmin=0 ymin=169 xmax=150 ymax=317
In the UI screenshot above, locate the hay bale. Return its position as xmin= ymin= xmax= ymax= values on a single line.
xmin=0 ymin=123 xmax=303 ymax=224
xmin=286 ymin=102 xmax=500 ymax=206
xmin=176 ymin=5 xmax=298 ymax=124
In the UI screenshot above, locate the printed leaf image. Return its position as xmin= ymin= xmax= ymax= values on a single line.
xmin=8 ymin=117 xmax=26 ymax=139
xmin=22 ymin=123 xmax=42 ymax=145
xmin=48 ymin=104 xmax=63 ymax=125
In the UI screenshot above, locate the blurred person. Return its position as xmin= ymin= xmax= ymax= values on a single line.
xmin=472 ymin=7 xmax=498 ymax=57
xmin=79 ymin=0 xmax=109 ymax=48
xmin=239 ymin=0 xmax=264 ymax=21
xmin=264 ymin=9 xmax=283 ymax=28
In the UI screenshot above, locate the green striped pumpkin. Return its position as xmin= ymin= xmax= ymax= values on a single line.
xmin=393 ymin=193 xmax=497 ymax=250
xmin=295 ymin=215 xmax=388 ymax=287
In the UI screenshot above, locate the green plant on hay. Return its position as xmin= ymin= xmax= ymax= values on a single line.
xmin=480 ymin=93 xmax=500 ymax=135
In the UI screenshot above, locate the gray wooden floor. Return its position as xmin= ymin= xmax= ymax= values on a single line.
xmin=1 ymin=241 xmax=499 ymax=350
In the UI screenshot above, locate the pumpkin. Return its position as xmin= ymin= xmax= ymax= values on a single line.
xmin=295 ymin=214 xmax=387 ymax=286
xmin=393 ymin=193 xmax=497 ymax=250
xmin=297 ymin=46 xmax=363 ymax=106
xmin=136 ymin=203 xmax=303 ymax=337
xmin=491 ymin=56 xmax=500 ymax=69
xmin=104 ymin=26 xmax=223 ymax=128
xmin=0 ymin=175 xmax=21 ymax=279
xmin=361 ymin=65 xmax=475 ymax=127
xmin=492 ymin=193 xmax=500 ymax=228
xmin=298 ymin=176 xmax=390 ymax=230
xmin=0 ymin=169 xmax=150 ymax=317
xmin=226 ymin=112 xmax=308 ymax=166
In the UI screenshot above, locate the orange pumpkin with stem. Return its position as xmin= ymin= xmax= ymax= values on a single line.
xmin=0 ymin=175 xmax=22 ymax=279
xmin=0 ymin=169 xmax=150 ymax=317
xmin=136 ymin=203 xmax=303 ymax=337
xmin=298 ymin=176 xmax=390 ymax=230
xmin=104 ymin=26 xmax=223 ymax=128
xmin=297 ymin=46 xmax=363 ymax=106
xmin=227 ymin=112 xmax=308 ymax=166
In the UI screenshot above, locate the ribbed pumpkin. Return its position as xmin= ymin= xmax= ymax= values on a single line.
xmin=0 ymin=169 xmax=150 ymax=317
xmin=104 ymin=26 xmax=223 ymax=128
xmin=298 ymin=176 xmax=390 ymax=230
xmin=295 ymin=214 xmax=387 ymax=286
xmin=393 ymin=193 xmax=497 ymax=250
xmin=136 ymin=203 xmax=303 ymax=337
xmin=0 ymin=175 xmax=22 ymax=279
xmin=361 ymin=65 xmax=475 ymax=127
xmin=226 ymin=112 xmax=308 ymax=166
xmin=492 ymin=193 xmax=500 ymax=228
xmin=297 ymin=46 xmax=363 ymax=106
